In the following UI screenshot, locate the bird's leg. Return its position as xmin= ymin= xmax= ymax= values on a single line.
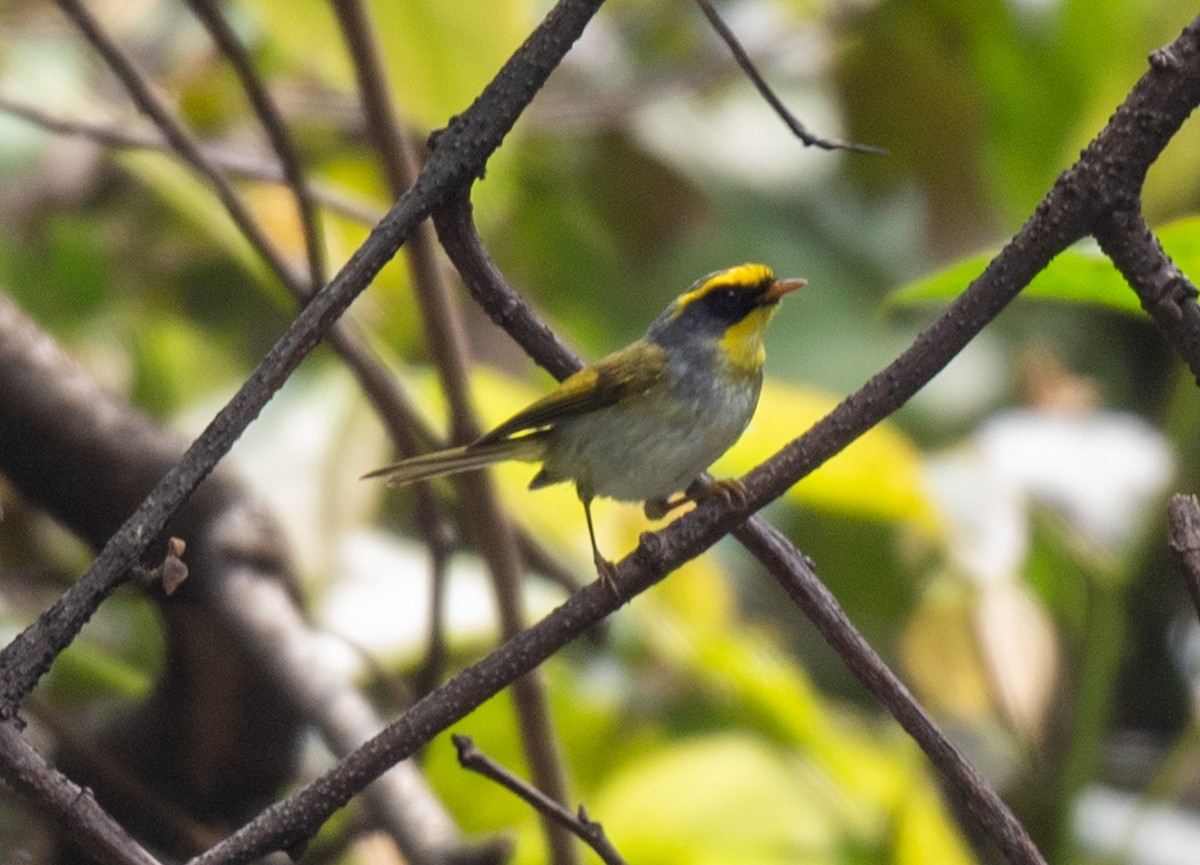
xmin=580 ymin=492 xmax=620 ymax=598
xmin=643 ymin=478 xmax=749 ymax=520
xmin=642 ymin=497 xmax=672 ymax=520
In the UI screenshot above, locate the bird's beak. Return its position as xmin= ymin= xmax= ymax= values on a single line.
xmin=759 ymin=277 xmax=807 ymax=305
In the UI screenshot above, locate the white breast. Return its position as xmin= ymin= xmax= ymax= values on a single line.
xmin=545 ymin=370 xmax=761 ymax=503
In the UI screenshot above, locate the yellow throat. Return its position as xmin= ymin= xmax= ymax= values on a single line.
xmin=719 ymin=304 xmax=776 ymax=373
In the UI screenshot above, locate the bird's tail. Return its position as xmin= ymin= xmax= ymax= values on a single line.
xmin=361 ymin=433 xmax=549 ymax=487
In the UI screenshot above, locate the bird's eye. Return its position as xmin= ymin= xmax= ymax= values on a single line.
xmin=706 ymin=287 xmax=744 ymax=318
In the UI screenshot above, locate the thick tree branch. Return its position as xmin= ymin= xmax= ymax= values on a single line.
xmin=0 ymin=0 xmax=608 ymax=711
xmin=0 ymin=720 xmax=164 ymax=865
xmin=1095 ymin=209 xmax=1200 ymax=381
xmin=1168 ymin=494 xmax=1200 ymax=623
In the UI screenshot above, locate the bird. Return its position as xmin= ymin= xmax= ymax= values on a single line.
xmin=364 ymin=263 xmax=805 ymax=593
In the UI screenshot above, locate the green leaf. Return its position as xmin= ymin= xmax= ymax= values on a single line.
xmin=590 ymin=734 xmax=856 ymax=865
xmin=52 ymin=640 xmax=154 ymax=701
xmin=888 ymin=216 xmax=1200 ymax=315
xmin=0 ymin=214 xmax=115 ymax=331
xmin=240 ymin=0 xmax=534 ymax=131
xmin=717 ymin=381 xmax=939 ymax=531
xmin=130 ymin=312 xmax=244 ymax=416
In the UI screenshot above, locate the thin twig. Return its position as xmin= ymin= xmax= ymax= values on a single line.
xmin=0 ymin=93 xmax=385 ymax=223
xmin=331 ymin=3 xmax=580 ymax=863
xmin=693 ymin=0 xmax=886 ymax=155
xmin=0 ymin=96 xmax=160 ymax=149
xmin=1169 ymin=495 xmax=1200 ymax=623
xmin=453 ymin=735 xmax=629 ymax=865
xmin=183 ymin=0 xmax=328 ymax=285
xmin=54 ymin=0 xmax=309 ymax=293
xmin=731 ymin=518 xmax=1046 ymax=864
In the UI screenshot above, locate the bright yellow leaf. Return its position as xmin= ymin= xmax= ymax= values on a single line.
xmin=717 ymin=380 xmax=939 ymax=532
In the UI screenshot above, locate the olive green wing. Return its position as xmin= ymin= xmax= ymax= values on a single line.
xmin=475 ymin=341 xmax=667 ymax=445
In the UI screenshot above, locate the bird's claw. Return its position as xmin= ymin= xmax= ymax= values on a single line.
xmin=643 ymin=479 xmax=749 ymax=521
xmin=594 ymin=555 xmax=622 ymax=600
xmin=701 ymin=478 xmax=749 ymax=510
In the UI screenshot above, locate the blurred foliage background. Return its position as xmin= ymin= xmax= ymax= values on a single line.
xmin=2 ymin=0 xmax=1200 ymax=863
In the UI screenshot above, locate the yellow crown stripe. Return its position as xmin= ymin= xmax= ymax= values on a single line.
xmin=674 ymin=263 xmax=775 ymax=311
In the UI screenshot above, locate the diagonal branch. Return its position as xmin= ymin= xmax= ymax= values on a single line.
xmin=1095 ymin=208 xmax=1200 ymax=382
xmin=0 ymin=719 xmax=164 ymax=865
xmin=0 ymin=0 xmax=609 ymax=712
xmin=731 ymin=519 xmax=1045 ymax=863
xmin=0 ymin=291 xmax=478 ymax=864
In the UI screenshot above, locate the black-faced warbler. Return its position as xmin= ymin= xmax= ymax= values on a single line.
xmin=365 ymin=263 xmax=805 ymax=591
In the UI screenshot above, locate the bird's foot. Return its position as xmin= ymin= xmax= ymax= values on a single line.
xmin=643 ymin=479 xmax=749 ymax=521
xmin=697 ymin=478 xmax=749 ymax=510
xmin=594 ymin=554 xmax=622 ymax=600
xmin=643 ymin=497 xmax=672 ymax=520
